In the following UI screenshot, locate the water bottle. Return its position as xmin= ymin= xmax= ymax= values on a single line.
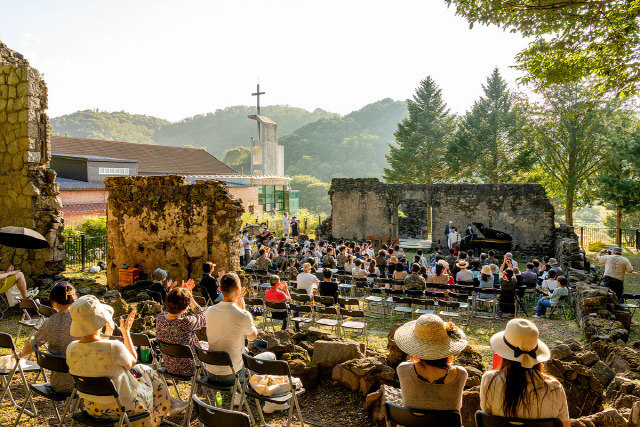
xmin=216 ymin=392 xmax=223 ymax=406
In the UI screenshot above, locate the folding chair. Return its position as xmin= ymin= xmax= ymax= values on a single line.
xmin=548 ymin=295 xmax=570 ymax=320
xmin=438 ymin=301 xmax=461 ymax=322
xmin=473 ymin=287 xmax=497 ymax=319
xmin=338 ymin=278 xmax=355 ymax=297
xmin=392 ymin=296 xmax=414 ymax=320
xmin=193 ymin=295 xmax=207 ymax=307
xmin=475 ymin=411 xmax=562 ymax=427
xmin=195 ymin=347 xmax=252 ymax=414
xmin=191 ymin=394 xmax=251 ymax=427
xmin=130 ymin=333 xmax=161 ymax=370
xmin=15 ymin=298 xmax=44 ymax=344
xmin=69 ymin=375 xmax=151 ymax=427
xmin=264 ymin=301 xmax=289 ymax=332
xmin=353 ymin=277 xmax=368 ymax=296
xmin=448 ymin=292 xmax=471 ymax=325
xmin=364 ymin=287 xmax=385 ymax=317
xmin=156 ymin=340 xmax=199 ymax=426
xmin=340 ymin=307 xmax=367 ymax=348
xmin=405 ymin=289 xmax=424 ymax=299
xmin=385 ymin=402 xmax=461 ymax=427
xmin=313 ymin=304 xmax=340 ymax=335
xmin=338 ymin=296 xmax=361 ymax=310
xmin=196 ymin=285 xmax=215 ymax=306
xmin=289 ymin=296 xmax=314 ymax=330
xmin=0 ymin=332 xmax=39 ymax=415
xmin=13 ymin=345 xmax=75 ymax=427
xmin=241 ymin=354 xmax=305 ymax=427
xmin=496 ymin=289 xmax=518 ymax=318
xmin=413 ymin=298 xmax=437 ymax=318
xmin=38 ymin=303 xmax=56 ymax=318
xmin=619 ymin=293 xmax=640 ymax=317
xmin=147 ymin=290 xmax=164 ymax=306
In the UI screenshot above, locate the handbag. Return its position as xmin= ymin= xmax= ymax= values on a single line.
xmin=249 ymin=374 xmax=302 ymax=396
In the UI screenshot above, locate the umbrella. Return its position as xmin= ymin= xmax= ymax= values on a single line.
xmin=0 ymin=226 xmax=49 ymax=249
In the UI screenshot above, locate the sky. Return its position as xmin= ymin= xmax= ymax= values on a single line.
xmin=1 ymin=0 xmax=531 ymax=122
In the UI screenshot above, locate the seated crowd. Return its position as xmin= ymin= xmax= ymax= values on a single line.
xmin=5 ymin=233 xmax=573 ymax=426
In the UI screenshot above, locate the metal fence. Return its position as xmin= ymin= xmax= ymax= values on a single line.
xmin=64 ymin=234 xmax=109 ymax=270
xmin=577 ymin=227 xmax=640 ymax=250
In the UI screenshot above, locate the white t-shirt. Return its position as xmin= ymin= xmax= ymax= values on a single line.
xmin=282 ymin=216 xmax=290 ymax=230
xmin=296 ymin=272 xmax=319 ymax=296
xmin=542 ymin=279 xmax=558 ymax=293
xmin=66 ymin=340 xmax=138 ymax=406
xmin=365 ymin=248 xmax=375 ymax=259
xmin=205 ymin=302 xmax=256 ymax=375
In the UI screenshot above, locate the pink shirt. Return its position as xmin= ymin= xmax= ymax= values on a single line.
xmin=265 ymin=288 xmax=287 ymax=303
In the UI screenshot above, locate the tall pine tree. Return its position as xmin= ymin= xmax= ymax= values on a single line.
xmin=447 ymin=67 xmax=531 ymax=183
xmin=384 ymin=76 xmax=455 ymax=183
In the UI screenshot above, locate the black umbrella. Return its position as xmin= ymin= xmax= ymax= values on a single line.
xmin=0 ymin=226 xmax=49 ymax=249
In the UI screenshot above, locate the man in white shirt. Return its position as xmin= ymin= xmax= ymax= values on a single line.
xmin=364 ymin=242 xmax=375 ymax=259
xmin=597 ymin=247 xmax=634 ymax=299
xmin=282 ymin=212 xmax=290 ymax=237
xmin=296 ymin=263 xmax=319 ymax=296
xmin=241 ymin=230 xmax=253 ymax=266
xmin=205 ymin=273 xmax=275 ymax=385
xmin=447 ymin=227 xmax=461 ymax=250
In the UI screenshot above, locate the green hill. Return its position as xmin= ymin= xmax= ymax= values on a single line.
xmin=50 ymin=110 xmax=170 ymax=145
xmin=280 ymin=98 xmax=408 ymax=182
xmin=152 ymin=105 xmax=338 ymax=156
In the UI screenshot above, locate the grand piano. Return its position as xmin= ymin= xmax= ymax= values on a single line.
xmin=460 ymin=222 xmax=512 ymax=253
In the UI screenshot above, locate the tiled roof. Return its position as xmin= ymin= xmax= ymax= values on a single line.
xmin=51 ymin=136 xmax=239 ymax=176
xmin=52 ymin=153 xmax=138 ymax=163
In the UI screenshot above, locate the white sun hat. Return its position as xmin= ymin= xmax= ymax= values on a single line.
xmin=490 ymin=318 xmax=550 ymax=369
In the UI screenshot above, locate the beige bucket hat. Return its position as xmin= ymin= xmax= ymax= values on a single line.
xmin=490 ymin=318 xmax=550 ymax=369
xmin=480 ymin=265 xmax=493 ymax=275
xmin=394 ymin=314 xmax=467 ymax=360
xmin=69 ymin=295 xmax=114 ymax=337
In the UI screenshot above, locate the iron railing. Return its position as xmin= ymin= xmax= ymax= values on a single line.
xmin=64 ymin=234 xmax=109 ymax=270
xmin=577 ymin=227 xmax=640 ymax=250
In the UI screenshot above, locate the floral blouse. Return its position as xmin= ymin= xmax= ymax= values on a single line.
xmin=155 ymin=306 xmax=205 ymax=377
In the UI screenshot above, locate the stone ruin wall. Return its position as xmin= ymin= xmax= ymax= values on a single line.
xmin=329 ymin=178 xmax=555 ymax=256
xmin=105 ymin=176 xmax=244 ymax=288
xmin=0 ymin=41 xmax=64 ymax=283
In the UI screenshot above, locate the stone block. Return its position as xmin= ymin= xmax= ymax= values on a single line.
xmin=580 ymin=351 xmax=599 ymax=367
xmin=550 ymin=344 xmax=573 ymax=360
xmin=312 ymin=340 xmax=362 ymax=370
xmin=569 ymin=408 xmax=627 ymax=427
xmin=590 ymin=360 xmax=615 ymax=387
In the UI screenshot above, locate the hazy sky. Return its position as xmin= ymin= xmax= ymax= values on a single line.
xmin=1 ymin=0 xmax=530 ymax=121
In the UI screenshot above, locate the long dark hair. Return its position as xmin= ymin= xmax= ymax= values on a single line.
xmin=435 ymin=264 xmax=445 ymax=276
xmin=488 ymin=359 xmax=548 ymax=418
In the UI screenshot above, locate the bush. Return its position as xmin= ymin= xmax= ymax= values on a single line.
xmin=63 ymin=217 xmax=107 ymax=237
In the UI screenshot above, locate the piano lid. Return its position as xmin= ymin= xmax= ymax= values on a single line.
xmin=472 ymin=222 xmax=513 ymax=242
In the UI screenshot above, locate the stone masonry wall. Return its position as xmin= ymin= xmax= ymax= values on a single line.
xmin=0 ymin=41 xmax=64 ymax=282
xmin=329 ymin=178 xmax=555 ymax=256
xmin=105 ymin=176 xmax=244 ymax=288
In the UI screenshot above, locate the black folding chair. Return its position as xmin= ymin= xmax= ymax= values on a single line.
xmin=147 ymin=290 xmax=164 ymax=306
xmin=195 ymin=347 xmax=251 ymax=414
xmin=192 ymin=394 xmax=251 ymax=427
xmin=69 ymin=375 xmax=151 ymax=427
xmin=241 ymin=353 xmax=305 ymax=427
xmin=264 ymin=301 xmax=289 ymax=332
xmin=156 ymin=340 xmax=199 ymax=426
xmin=385 ymin=401 xmax=461 ymax=427
xmin=0 ymin=332 xmax=39 ymax=415
xmin=38 ymin=303 xmax=56 ymax=318
xmin=548 ymin=295 xmax=570 ymax=319
xmin=15 ymin=298 xmax=43 ymax=344
xmin=475 ymin=411 xmax=562 ymax=427
xmin=13 ymin=345 xmax=75 ymax=427
xmin=130 ymin=333 xmax=160 ymax=370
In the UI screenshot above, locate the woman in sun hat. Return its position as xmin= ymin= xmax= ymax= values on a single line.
xmin=478 ymin=264 xmax=494 ymax=299
xmin=394 ymin=314 xmax=469 ymax=411
xmin=66 ymin=295 xmax=179 ymax=425
xmin=481 ymin=318 xmax=569 ymax=426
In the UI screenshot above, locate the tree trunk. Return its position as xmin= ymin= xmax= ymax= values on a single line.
xmin=565 ymin=189 xmax=574 ymax=226
xmin=617 ymin=206 xmax=622 ymax=246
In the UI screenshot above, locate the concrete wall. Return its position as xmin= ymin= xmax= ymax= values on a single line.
xmin=0 ymin=41 xmax=64 ymax=282
xmin=87 ymin=161 xmax=137 ymax=182
xmin=329 ymin=178 xmax=555 ymax=256
xmin=105 ymin=175 xmax=244 ymax=287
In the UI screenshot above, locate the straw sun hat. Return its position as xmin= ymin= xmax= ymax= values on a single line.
xmin=69 ymin=295 xmax=115 ymax=337
xmin=457 ymin=260 xmax=468 ymax=268
xmin=490 ymin=318 xmax=550 ymax=369
xmin=480 ymin=265 xmax=493 ymax=275
xmin=394 ymin=314 xmax=467 ymax=360
xmin=302 ymin=263 xmax=312 ymax=272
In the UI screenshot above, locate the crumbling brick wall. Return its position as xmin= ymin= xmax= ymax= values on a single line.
xmin=105 ymin=176 xmax=243 ymax=288
xmin=329 ymin=178 xmax=555 ymax=256
xmin=0 ymin=41 xmax=64 ymax=282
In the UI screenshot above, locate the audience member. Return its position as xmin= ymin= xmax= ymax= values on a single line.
xmin=367 ymin=259 xmax=380 ymax=277
xmin=478 ymin=265 xmax=494 ymax=299
xmin=540 ymin=270 xmax=559 ymax=294
xmin=596 ymin=247 xmax=634 ymax=299
xmin=393 ymin=262 xmax=408 ymax=281
xmin=405 ymin=264 xmax=426 ymax=290
xmin=522 ymin=263 xmax=538 ymax=288
xmin=296 ymin=263 xmax=319 ymax=296
xmin=318 ymin=268 xmax=339 ymax=304
xmin=456 ymin=260 xmax=474 ymax=283
xmin=149 ymin=268 xmax=176 ymax=304
xmin=534 ymin=276 xmax=569 ymax=318
xmin=17 ymin=282 xmax=78 ymax=393
xmin=67 ymin=296 xmax=177 ymax=422
xmin=199 ymin=262 xmax=224 ymax=303
xmin=487 ymin=251 xmax=500 ymax=266
xmin=155 ymin=282 xmax=205 ymax=377
xmin=499 ymin=269 xmax=517 ymax=315
xmin=264 ymin=275 xmax=291 ymax=331
xmin=352 ymin=259 xmax=367 ymax=279
xmin=394 ymin=314 xmax=468 ymax=411
xmin=480 ymin=319 xmax=569 ymax=426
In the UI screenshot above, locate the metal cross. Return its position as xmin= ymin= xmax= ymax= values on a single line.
xmin=252 ymin=83 xmax=265 ymax=116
